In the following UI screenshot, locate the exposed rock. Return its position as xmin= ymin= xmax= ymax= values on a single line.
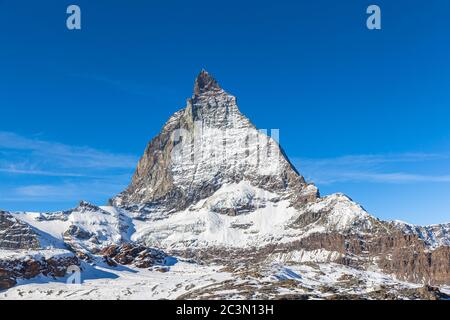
xmin=0 ymin=253 xmax=79 ymax=290
xmin=0 ymin=210 xmax=40 ymax=250
xmin=0 ymin=276 xmax=16 ymax=290
xmin=99 ymin=243 xmax=167 ymax=268
xmin=64 ymin=225 xmax=92 ymax=240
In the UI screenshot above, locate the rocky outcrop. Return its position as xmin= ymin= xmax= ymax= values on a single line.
xmin=100 ymin=243 xmax=167 ymax=268
xmin=0 ymin=276 xmax=16 ymax=290
xmin=0 ymin=210 xmax=40 ymax=250
xmin=64 ymin=225 xmax=92 ymax=240
xmin=378 ymin=238 xmax=450 ymax=285
xmin=0 ymin=253 xmax=79 ymax=290
xmin=388 ymin=220 xmax=450 ymax=248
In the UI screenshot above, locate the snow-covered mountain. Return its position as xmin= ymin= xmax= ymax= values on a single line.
xmin=0 ymin=71 xmax=449 ymax=299
xmin=111 ymin=70 xmax=318 ymax=214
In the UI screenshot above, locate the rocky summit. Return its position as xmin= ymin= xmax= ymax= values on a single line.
xmin=111 ymin=70 xmax=318 ymax=214
xmin=0 ymin=71 xmax=449 ymax=300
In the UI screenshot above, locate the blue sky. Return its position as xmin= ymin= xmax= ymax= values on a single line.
xmin=0 ymin=0 xmax=449 ymax=225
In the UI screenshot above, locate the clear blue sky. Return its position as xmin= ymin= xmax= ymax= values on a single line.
xmin=1 ymin=0 xmax=449 ymax=225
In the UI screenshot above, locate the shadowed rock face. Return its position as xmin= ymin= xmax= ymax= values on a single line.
xmin=0 ymin=210 xmax=40 ymax=250
xmin=111 ymin=70 xmax=318 ymax=212
xmin=194 ymin=69 xmax=221 ymax=96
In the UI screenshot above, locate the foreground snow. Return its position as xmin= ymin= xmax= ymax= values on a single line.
xmin=0 ymin=260 xmax=232 ymax=300
xmin=0 ymin=257 xmax=425 ymax=300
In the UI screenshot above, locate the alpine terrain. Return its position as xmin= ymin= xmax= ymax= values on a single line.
xmin=1 ymin=71 xmax=449 ymax=300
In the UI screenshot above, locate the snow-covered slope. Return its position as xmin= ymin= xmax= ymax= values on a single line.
xmin=12 ymin=201 xmax=133 ymax=256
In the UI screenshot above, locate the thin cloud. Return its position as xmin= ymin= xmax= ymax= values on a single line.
xmin=0 ymin=167 xmax=84 ymax=177
xmin=0 ymin=131 xmax=138 ymax=175
xmin=1 ymin=179 xmax=129 ymax=204
xmin=309 ymin=171 xmax=450 ymax=185
xmin=298 ymin=153 xmax=450 ymax=168
xmin=293 ymin=152 xmax=450 ymax=185
xmin=0 ymin=132 xmax=136 ymax=207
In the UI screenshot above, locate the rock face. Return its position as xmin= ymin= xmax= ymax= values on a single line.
xmin=0 ymin=210 xmax=40 ymax=250
xmin=111 ymin=70 xmax=318 ymax=213
xmin=100 ymin=243 xmax=167 ymax=268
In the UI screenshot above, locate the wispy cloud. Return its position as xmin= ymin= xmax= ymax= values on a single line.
xmin=0 ymin=132 xmax=136 ymax=207
xmin=0 ymin=167 xmax=84 ymax=177
xmin=293 ymin=152 xmax=450 ymax=185
xmin=0 ymin=179 xmax=128 ymax=204
xmin=0 ymin=131 xmax=137 ymax=175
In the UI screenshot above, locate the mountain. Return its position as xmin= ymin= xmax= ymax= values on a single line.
xmin=0 ymin=71 xmax=449 ymax=299
xmin=111 ymin=70 xmax=318 ymax=214
xmin=111 ymin=70 xmax=449 ymax=289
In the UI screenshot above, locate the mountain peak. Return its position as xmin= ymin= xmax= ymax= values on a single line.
xmin=193 ymin=69 xmax=221 ymax=96
xmin=112 ymin=71 xmax=318 ymax=212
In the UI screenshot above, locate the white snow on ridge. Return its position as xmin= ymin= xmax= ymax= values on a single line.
xmin=7 ymin=184 xmax=395 ymax=252
xmin=6 ymin=185 xmax=448 ymax=254
xmin=303 ymin=193 xmax=376 ymax=233
xmin=390 ymin=220 xmax=450 ymax=248
xmin=131 ymin=181 xmax=304 ymax=249
xmin=132 ymin=184 xmax=382 ymax=250
xmin=11 ymin=205 xmax=134 ymax=253
xmin=13 ymin=212 xmax=69 ymax=239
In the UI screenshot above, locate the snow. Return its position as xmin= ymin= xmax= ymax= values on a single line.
xmin=131 ymin=184 xmax=391 ymax=251
xmin=390 ymin=220 xmax=450 ymax=248
xmin=9 ymin=184 xmax=444 ymax=256
xmin=13 ymin=212 xmax=67 ymax=239
xmin=196 ymin=181 xmax=262 ymax=212
xmin=0 ymin=260 xmax=232 ymax=300
xmin=11 ymin=204 xmax=133 ymax=253
xmin=269 ymin=249 xmax=343 ymax=264
xmin=0 ymin=258 xmax=426 ymax=300
xmin=304 ymin=193 xmax=375 ymax=233
xmin=263 ymin=261 xmax=422 ymax=298
xmin=133 ymin=181 xmax=304 ymax=249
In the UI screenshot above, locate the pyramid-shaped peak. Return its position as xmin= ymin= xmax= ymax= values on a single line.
xmin=194 ymin=69 xmax=221 ymax=96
